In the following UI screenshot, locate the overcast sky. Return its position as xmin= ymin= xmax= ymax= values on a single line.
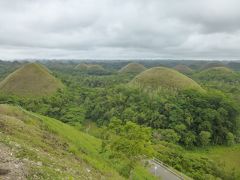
xmin=1 ymin=0 xmax=240 ymax=60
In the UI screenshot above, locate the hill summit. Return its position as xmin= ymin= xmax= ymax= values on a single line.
xmin=174 ymin=64 xmax=193 ymax=74
xmin=0 ymin=63 xmax=64 ymax=97
xmin=200 ymin=62 xmax=226 ymax=70
xmin=119 ymin=63 xmax=146 ymax=74
xmin=130 ymin=67 xmax=203 ymax=92
xmin=194 ymin=67 xmax=239 ymax=82
xmin=75 ymin=64 xmax=105 ymax=74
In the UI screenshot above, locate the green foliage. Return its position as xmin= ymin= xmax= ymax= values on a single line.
xmin=199 ymin=131 xmax=211 ymax=146
xmin=104 ymin=119 xmax=153 ymax=159
xmin=154 ymin=141 xmax=238 ymax=180
xmin=102 ymin=119 xmax=153 ymax=177
xmin=226 ymin=132 xmax=235 ymax=146
xmin=154 ymin=129 xmax=180 ymax=143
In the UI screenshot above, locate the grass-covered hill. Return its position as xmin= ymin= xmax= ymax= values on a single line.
xmin=193 ymin=67 xmax=238 ymax=82
xmin=173 ymin=64 xmax=193 ymax=74
xmin=0 ymin=104 xmax=153 ymax=179
xmin=0 ymin=63 xmax=64 ymax=97
xmin=130 ymin=67 xmax=204 ymax=92
xmin=200 ymin=62 xmax=226 ymax=70
xmin=119 ymin=63 xmax=146 ymax=74
xmin=74 ymin=63 xmax=89 ymax=71
xmin=74 ymin=64 xmax=106 ymax=74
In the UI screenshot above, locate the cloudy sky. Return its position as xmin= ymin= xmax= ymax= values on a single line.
xmin=1 ymin=0 xmax=240 ymax=60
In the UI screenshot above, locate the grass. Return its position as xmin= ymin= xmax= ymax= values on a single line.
xmin=0 ymin=63 xmax=64 ymax=97
xmin=0 ymin=104 xmax=155 ymax=179
xmin=193 ymin=67 xmax=239 ymax=82
xmin=0 ymin=104 xmax=122 ymax=179
xmin=130 ymin=67 xmax=204 ymax=92
xmin=173 ymin=64 xmax=193 ymax=74
xmin=188 ymin=145 xmax=240 ymax=177
xmin=75 ymin=64 xmax=105 ymax=72
xmin=119 ymin=63 xmax=147 ymax=74
xmin=200 ymin=62 xmax=226 ymax=70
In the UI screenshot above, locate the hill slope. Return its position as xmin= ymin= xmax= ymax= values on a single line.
xmin=75 ymin=64 xmax=105 ymax=74
xmin=200 ymin=62 xmax=226 ymax=70
xmin=193 ymin=67 xmax=238 ymax=82
xmin=173 ymin=64 xmax=193 ymax=74
xmin=0 ymin=63 xmax=64 ymax=97
xmin=0 ymin=104 xmax=123 ymax=179
xmin=0 ymin=104 xmax=155 ymax=179
xmin=130 ymin=67 xmax=204 ymax=92
xmin=119 ymin=63 xmax=146 ymax=74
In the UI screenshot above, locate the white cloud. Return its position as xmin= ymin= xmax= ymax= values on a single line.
xmin=0 ymin=0 xmax=240 ymax=60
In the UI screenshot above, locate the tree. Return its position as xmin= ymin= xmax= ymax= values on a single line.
xmin=159 ymin=129 xmax=180 ymax=143
xmin=183 ymin=132 xmax=196 ymax=148
xmin=226 ymin=132 xmax=235 ymax=146
xmin=104 ymin=120 xmax=153 ymax=159
xmin=199 ymin=131 xmax=211 ymax=146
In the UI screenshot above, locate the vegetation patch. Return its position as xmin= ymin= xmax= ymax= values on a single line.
xmin=119 ymin=63 xmax=146 ymax=74
xmin=173 ymin=64 xmax=193 ymax=74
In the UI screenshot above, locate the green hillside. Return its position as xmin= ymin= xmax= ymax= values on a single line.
xmin=173 ymin=64 xmax=193 ymax=74
xmin=130 ymin=67 xmax=204 ymax=92
xmin=200 ymin=62 xmax=226 ymax=70
xmin=0 ymin=104 xmax=154 ymax=179
xmin=0 ymin=104 xmax=118 ymax=179
xmin=75 ymin=64 xmax=105 ymax=74
xmin=0 ymin=63 xmax=64 ymax=97
xmin=74 ymin=63 xmax=89 ymax=71
xmin=119 ymin=63 xmax=146 ymax=74
xmin=193 ymin=67 xmax=238 ymax=82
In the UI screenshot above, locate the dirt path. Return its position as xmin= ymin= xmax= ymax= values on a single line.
xmin=0 ymin=143 xmax=27 ymax=180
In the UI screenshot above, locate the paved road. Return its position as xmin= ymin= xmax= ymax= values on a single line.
xmin=148 ymin=160 xmax=182 ymax=180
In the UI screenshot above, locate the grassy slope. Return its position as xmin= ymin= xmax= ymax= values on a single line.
xmin=193 ymin=67 xmax=237 ymax=81
xmin=0 ymin=104 xmax=122 ymax=179
xmin=0 ymin=104 xmax=155 ymax=179
xmin=173 ymin=64 xmax=193 ymax=74
xmin=131 ymin=67 xmax=204 ymax=92
xmin=188 ymin=145 xmax=240 ymax=177
xmin=75 ymin=64 xmax=105 ymax=72
xmin=200 ymin=62 xmax=226 ymax=70
xmin=119 ymin=63 xmax=147 ymax=74
xmin=0 ymin=63 xmax=64 ymax=97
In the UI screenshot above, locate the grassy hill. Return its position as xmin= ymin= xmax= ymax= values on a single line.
xmin=200 ymin=62 xmax=226 ymax=70
xmin=0 ymin=104 xmax=154 ymax=179
xmin=173 ymin=64 xmax=193 ymax=74
xmin=74 ymin=63 xmax=89 ymax=71
xmin=75 ymin=64 xmax=105 ymax=74
xmin=0 ymin=63 xmax=64 ymax=97
xmin=130 ymin=67 xmax=204 ymax=92
xmin=119 ymin=63 xmax=146 ymax=74
xmin=193 ymin=67 xmax=238 ymax=82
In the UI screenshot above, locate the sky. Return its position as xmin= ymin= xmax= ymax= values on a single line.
xmin=1 ymin=0 xmax=240 ymax=60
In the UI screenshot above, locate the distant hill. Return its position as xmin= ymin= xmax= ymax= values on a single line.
xmin=119 ymin=63 xmax=146 ymax=74
xmin=173 ymin=64 xmax=193 ymax=74
xmin=0 ymin=104 xmax=123 ymax=179
xmin=200 ymin=62 xmax=226 ymax=70
xmin=0 ymin=63 xmax=64 ymax=97
xmin=74 ymin=64 xmax=106 ymax=74
xmin=130 ymin=67 xmax=204 ymax=92
xmin=74 ymin=63 xmax=89 ymax=71
xmin=194 ymin=67 xmax=239 ymax=82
